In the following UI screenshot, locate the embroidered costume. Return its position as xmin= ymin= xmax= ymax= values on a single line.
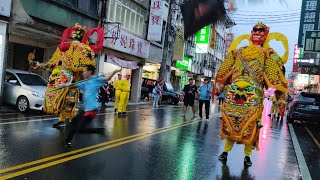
xmin=30 ymin=23 xmax=104 ymax=124
xmin=216 ymin=22 xmax=289 ymax=166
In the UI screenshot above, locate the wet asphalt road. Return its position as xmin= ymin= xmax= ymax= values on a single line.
xmin=0 ymin=100 xmax=314 ymax=180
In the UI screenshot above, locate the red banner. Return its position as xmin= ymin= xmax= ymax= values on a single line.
xmin=293 ymin=44 xmax=299 ymax=72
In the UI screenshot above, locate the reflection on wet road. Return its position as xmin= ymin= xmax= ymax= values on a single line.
xmin=0 ymin=102 xmax=308 ymax=179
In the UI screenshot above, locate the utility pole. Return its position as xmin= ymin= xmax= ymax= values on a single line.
xmin=160 ymin=0 xmax=173 ymax=82
xmin=99 ymin=0 xmax=107 ymax=27
xmin=97 ymin=0 xmax=107 ymax=74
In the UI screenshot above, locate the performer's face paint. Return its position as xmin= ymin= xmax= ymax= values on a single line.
xmin=250 ymin=25 xmax=269 ymax=46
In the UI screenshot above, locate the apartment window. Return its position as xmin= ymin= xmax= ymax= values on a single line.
xmin=55 ymin=0 xmax=98 ymax=16
xmin=108 ymin=0 xmax=145 ymax=36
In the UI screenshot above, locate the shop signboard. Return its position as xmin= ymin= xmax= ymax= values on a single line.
xmin=105 ymin=24 xmax=150 ymax=59
xmin=297 ymin=74 xmax=310 ymax=88
xmin=196 ymin=25 xmax=210 ymax=53
xmin=304 ymin=30 xmax=320 ymax=52
xmin=298 ymin=0 xmax=320 ymax=47
xmin=0 ymin=0 xmax=11 ymax=17
xmin=176 ymin=56 xmax=191 ymax=70
xmin=180 ymin=73 xmax=187 ymax=90
xmin=301 ymin=65 xmax=320 ymax=75
xmin=147 ymin=0 xmax=167 ymax=41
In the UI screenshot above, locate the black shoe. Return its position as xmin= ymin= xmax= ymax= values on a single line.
xmin=53 ymin=121 xmax=64 ymax=128
xmin=218 ymin=152 xmax=228 ymax=161
xmin=244 ymin=156 xmax=252 ymax=167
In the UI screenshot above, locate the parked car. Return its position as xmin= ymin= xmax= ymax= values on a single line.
xmin=287 ymin=92 xmax=320 ymax=123
xmin=141 ymin=78 xmax=180 ymax=105
xmin=3 ymin=69 xmax=47 ymax=112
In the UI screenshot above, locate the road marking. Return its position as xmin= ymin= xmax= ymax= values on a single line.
xmin=305 ymin=126 xmax=320 ymax=149
xmin=0 ymin=110 xmax=205 ymax=174
xmin=0 ymin=106 xmax=182 ymax=124
xmin=0 ymin=119 xmax=201 ymax=179
xmin=0 ymin=119 xmax=195 ymax=174
xmin=0 ymin=114 xmax=55 ymax=121
xmin=288 ymin=124 xmax=312 ymax=180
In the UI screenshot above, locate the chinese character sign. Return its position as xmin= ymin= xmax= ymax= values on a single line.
xmin=304 ymin=30 xmax=320 ymax=52
xmin=147 ymin=0 xmax=166 ymax=41
xmin=105 ymin=24 xmax=150 ymax=59
xmin=298 ymin=0 xmax=319 ymax=47
xmin=196 ymin=25 xmax=210 ymax=44
xmin=301 ymin=65 xmax=320 ymax=75
xmin=0 ymin=0 xmax=11 ymax=17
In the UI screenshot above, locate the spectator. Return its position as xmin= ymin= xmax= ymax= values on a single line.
xmin=182 ymin=78 xmax=198 ymax=118
xmin=198 ymin=78 xmax=212 ymax=121
xmin=153 ymin=82 xmax=161 ymax=108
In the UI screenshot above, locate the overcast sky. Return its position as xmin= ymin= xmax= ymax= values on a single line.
xmin=229 ymin=0 xmax=302 ymax=75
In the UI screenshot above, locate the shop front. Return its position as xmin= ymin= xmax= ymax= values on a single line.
xmin=172 ymin=56 xmax=192 ymax=91
xmin=103 ymin=24 xmax=150 ymax=102
xmin=143 ymin=63 xmax=160 ymax=80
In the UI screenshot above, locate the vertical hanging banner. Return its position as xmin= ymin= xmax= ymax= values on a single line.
xmin=173 ymin=26 xmax=184 ymax=60
xmin=196 ymin=25 xmax=210 ymax=53
xmin=209 ymin=24 xmax=216 ymax=49
xmin=147 ymin=0 xmax=164 ymax=41
xmin=293 ymin=44 xmax=300 ymax=72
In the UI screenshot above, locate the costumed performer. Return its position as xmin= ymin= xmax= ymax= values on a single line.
xmin=215 ymin=22 xmax=289 ymax=166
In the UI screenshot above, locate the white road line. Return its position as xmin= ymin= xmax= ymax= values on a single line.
xmin=288 ymin=124 xmax=312 ymax=180
xmin=0 ymin=106 xmax=183 ymax=125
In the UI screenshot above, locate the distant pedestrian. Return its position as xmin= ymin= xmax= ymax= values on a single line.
xmin=149 ymin=82 xmax=155 ymax=102
xmin=182 ymin=78 xmax=197 ymax=118
xmin=198 ymin=78 xmax=212 ymax=121
xmin=218 ymin=91 xmax=225 ymax=105
xmin=99 ymin=83 xmax=109 ymax=107
xmin=64 ymin=65 xmax=120 ymax=146
xmin=153 ymin=82 xmax=161 ymax=108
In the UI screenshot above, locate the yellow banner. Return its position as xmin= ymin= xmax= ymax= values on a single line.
xmin=209 ymin=24 xmax=216 ymax=49
xmin=173 ymin=26 xmax=184 ymax=61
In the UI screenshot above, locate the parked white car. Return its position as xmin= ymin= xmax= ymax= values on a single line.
xmin=3 ymin=69 xmax=47 ymax=112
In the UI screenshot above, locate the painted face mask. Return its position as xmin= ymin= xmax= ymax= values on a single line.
xmin=250 ymin=22 xmax=269 ymax=46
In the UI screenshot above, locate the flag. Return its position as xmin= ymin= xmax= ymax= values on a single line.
xmin=181 ymin=0 xmax=226 ymax=39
